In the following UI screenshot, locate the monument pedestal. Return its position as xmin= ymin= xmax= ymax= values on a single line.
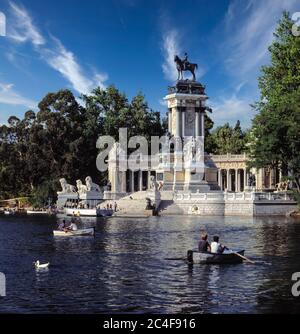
xmin=57 ymin=193 xmax=78 ymax=209
xmin=103 ymin=191 xmax=127 ymax=200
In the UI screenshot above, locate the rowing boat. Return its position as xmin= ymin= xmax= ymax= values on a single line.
xmin=64 ymin=208 xmax=114 ymax=217
xmin=27 ymin=210 xmax=49 ymax=215
xmin=187 ymin=249 xmax=245 ymax=264
xmin=53 ymin=227 xmax=95 ymax=237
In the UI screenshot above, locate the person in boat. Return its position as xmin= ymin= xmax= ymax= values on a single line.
xmin=210 ymin=235 xmax=227 ymax=254
xmin=198 ymin=232 xmax=211 ymax=253
xmin=58 ymin=220 xmax=66 ymax=231
xmin=67 ymin=221 xmax=78 ymax=231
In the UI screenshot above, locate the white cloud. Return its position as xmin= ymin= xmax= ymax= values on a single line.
xmin=162 ymin=28 xmax=206 ymax=82
xmin=8 ymin=1 xmax=45 ymax=46
xmin=223 ymin=0 xmax=299 ymax=78
xmin=0 ymin=82 xmax=36 ymax=108
xmin=210 ymin=95 xmax=254 ymax=128
xmin=6 ymin=2 xmax=108 ymax=95
xmin=42 ymin=38 xmax=107 ymax=94
xmin=162 ymin=29 xmax=181 ymax=81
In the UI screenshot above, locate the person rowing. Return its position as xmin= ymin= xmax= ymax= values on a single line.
xmin=58 ymin=219 xmax=66 ymax=231
xmin=210 ymin=235 xmax=228 ymax=254
xmin=67 ymin=218 xmax=78 ymax=231
xmin=198 ymin=232 xmax=211 ymax=252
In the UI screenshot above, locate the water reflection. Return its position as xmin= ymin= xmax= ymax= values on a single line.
xmin=0 ymin=214 xmax=300 ymax=313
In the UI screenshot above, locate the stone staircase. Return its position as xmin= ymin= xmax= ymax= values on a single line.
xmin=101 ymin=192 xmax=149 ymax=217
xmin=101 ymin=190 xmax=183 ymax=216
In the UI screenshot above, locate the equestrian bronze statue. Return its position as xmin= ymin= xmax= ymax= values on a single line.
xmin=174 ymin=53 xmax=198 ymax=81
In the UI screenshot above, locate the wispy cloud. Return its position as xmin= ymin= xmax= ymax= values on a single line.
xmin=7 ymin=1 xmax=108 ymax=95
xmin=8 ymin=1 xmax=45 ymax=46
xmin=223 ymin=0 xmax=299 ymax=78
xmin=162 ymin=29 xmax=181 ymax=81
xmin=161 ymin=27 xmax=206 ymax=82
xmin=42 ymin=38 xmax=108 ymax=94
xmin=0 ymin=82 xmax=36 ymax=108
xmin=210 ymin=95 xmax=254 ymax=128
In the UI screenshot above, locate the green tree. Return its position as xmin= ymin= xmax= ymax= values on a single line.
xmin=249 ymin=12 xmax=300 ymax=192
xmin=209 ymin=121 xmax=247 ymax=154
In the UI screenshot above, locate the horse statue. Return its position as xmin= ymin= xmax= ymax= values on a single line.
xmin=174 ymin=54 xmax=198 ymax=81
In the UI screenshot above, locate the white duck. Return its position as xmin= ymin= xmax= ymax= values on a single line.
xmin=33 ymin=260 xmax=50 ymax=269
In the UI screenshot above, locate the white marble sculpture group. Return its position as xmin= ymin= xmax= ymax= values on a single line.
xmin=58 ymin=176 xmax=101 ymax=195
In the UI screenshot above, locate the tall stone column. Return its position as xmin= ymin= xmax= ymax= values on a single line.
xmin=148 ymin=171 xmax=151 ymax=189
xmin=244 ymin=168 xmax=247 ymax=191
xmin=182 ymin=109 xmax=186 ymax=137
xmin=200 ymin=112 xmax=205 ymax=137
xmin=168 ymin=109 xmax=172 ymax=133
xmin=176 ymin=108 xmax=182 ymax=137
xmin=195 ymin=109 xmax=200 ymax=137
xmin=139 ymin=170 xmax=143 ymax=191
xmin=131 ymin=171 xmax=135 ymax=193
xmin=238 ymin=170 xmax=242 ymax=192
xmin=235 ymin=169 xmax=238 ymax=192
xmin=226 ymin=169 xmax=230 ymax=191
xmin=218 ymin=169 xmax=222 ymax=190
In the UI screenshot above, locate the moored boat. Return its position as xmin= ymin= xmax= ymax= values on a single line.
xmin=187 ymin=249 xmax=245 ymax=264
xmin=53 ymin=227 xmax=95 ymax=237
xmin=4 ymin=210 xmax=15 ymax=215
xmin=27 ymin=210 xmax=49 ymax=215
xmin=64 ymin=207 xmax=113 ymax=217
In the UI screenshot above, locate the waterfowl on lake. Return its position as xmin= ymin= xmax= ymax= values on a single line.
xmin=34 ymin=260 xmax=50 ymax=269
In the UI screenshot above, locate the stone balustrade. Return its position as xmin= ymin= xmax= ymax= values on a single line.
xmin=173 ymin=191 xmax=293 ymax=202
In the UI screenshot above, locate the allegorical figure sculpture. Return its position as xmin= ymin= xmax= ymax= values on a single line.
xmin=76 ymin=179 xmax=87 ymax=195
xmin=149 ymin=175 xmax=159 ymax=192
xmin=58 ymin=178 xmax=77 ymax=194
xmin=85 ymin=176 xmax=101 ymax=192
xmin=174 ymin=53 xmax=198 ymax=81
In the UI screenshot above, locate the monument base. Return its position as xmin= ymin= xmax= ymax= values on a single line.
xmin=57 ymin=193 xmax=78 ymax=209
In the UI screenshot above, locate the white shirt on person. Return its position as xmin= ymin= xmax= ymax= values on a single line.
xmin=211 ymin=241 xmax=223 ymax=254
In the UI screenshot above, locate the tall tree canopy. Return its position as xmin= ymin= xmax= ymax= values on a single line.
xmin=0 ymin=86 xmax=165 ymax=203
xmin=208 ymin=120 xmax=247 ymax=155
xmin=249 ymin=12 xmax=300 ymax=191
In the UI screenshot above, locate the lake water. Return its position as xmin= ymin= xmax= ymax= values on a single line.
xmin=0 ymin=214 xmax=300 ymax=314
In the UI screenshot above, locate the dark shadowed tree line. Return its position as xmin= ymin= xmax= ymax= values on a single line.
xmin=0 ymin=87 xmax=166 ymax=205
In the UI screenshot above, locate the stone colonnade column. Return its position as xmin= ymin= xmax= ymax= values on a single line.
xmin=139 ymin=170 xmax=143 ymax=191
xmin=218 ymin=169 xmax=222 ymax=190
xmin=176 ymin=108 xmax=182 ymax=137
xmin=168 ymin=109 xmax=172 ymax=133
xmin=195 ymin=109 xmax=200 ymax=137
xmin=182 ymin=109 xmax=186 ymax=137
xmin=200 ymin=112 xmax=205 ymax=137
xmin=227 ymin=169 xmax=230 ymax=191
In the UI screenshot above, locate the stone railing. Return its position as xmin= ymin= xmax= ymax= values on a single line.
xmin=173 ymin=191 xmax=294 ymax=202
xmin=210 ymin=153 xmax=247 ymax=162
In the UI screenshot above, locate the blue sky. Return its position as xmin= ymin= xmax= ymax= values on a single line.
xmin=0 ymin=0 xmax=299 ymax=128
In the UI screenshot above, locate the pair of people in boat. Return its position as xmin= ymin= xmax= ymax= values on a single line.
xmin=58 ymin=219 xmax=78 ymax=232
xmin=198 ymin=232 xmax=227 ymax=254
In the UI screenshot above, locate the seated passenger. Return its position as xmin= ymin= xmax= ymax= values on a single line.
xmin=198 ymin=232 xmax=211 ymax=252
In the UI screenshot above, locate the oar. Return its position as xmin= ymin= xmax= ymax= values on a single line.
xmin=230 ymin=251 xmax=255 ymax=264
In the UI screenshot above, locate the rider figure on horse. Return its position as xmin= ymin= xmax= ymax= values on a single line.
xmin=183 ymin=53 xmax=190 ymax=71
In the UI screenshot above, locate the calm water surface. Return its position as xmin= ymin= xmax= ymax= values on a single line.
xmin=0 ymin=214 xmax=300 ymax=314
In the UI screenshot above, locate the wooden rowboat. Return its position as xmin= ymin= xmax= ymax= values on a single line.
xmin=53 ymin=227 xmax=95 ymax=237
xmin=187 ymin=249 xmax=245 ymax=264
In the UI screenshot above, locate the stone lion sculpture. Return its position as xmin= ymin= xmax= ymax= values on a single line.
xmin=85 ymin=176 xmax=101 ymax=192
xmin=76 ymin=180 xmax=87 ymax=195
xmin=275 ymin=181 xmax=289 ymax=192
xmin=58 ymin=178 xmax=77 ymax=194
